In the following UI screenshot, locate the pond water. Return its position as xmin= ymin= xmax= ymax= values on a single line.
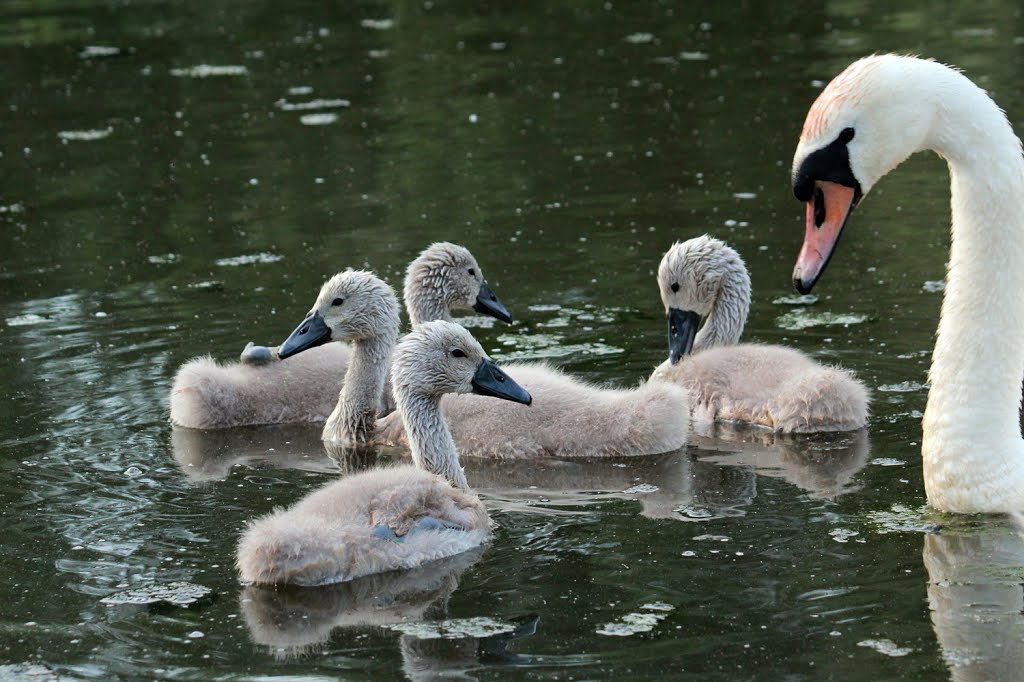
xmin=3 ymin=1 xmax=1024 ymax=679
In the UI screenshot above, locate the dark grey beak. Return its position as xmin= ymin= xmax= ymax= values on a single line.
xmin=668 ymin=308 xmax=702 ymax=365
xmin=473 ymin=281 xmax=514 ymax=324
xmin=278 ymin=311 xmax=332 ymax=359
xmin=471 ymin=359 xmax=532 ymax=405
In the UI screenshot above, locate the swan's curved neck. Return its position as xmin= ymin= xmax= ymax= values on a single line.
xmin=920 ymin=72 xmax=1024 ymax=512
xmin=695 ymin=269 xmax=750 ymax=351
xmin=396 ymin=392 xmax=468 ymax=489
xmin=323 ymin=332 xmax=394 ymax=445
xmin=405 ymin=283 xmax=451 ymax=327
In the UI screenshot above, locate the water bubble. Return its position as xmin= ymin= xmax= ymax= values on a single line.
xmin=386 ymin=617 xmax=516 ymax=639
xmin=622 ymin=484 xmax=659 ymax=494
xmin=100 ymin=582 xmax=213 ymax=607
xmin=170 ymin=65 xmax=247 ymax=78
xmin=877 ymin=381 xmax=926 ymax=393
xmin=857 ymin=639 xmax=914 ymax=657
xmin=6 ymin=314 xmax=48 ymax=327
xmin=300 ymin=113 xmax=337 ymax=126
xmin=215 ymin=253 xmax=283 ymax=267
xmin=360 ymin=18 xmax=394 ymax=30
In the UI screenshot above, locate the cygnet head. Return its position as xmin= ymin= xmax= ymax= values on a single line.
xmin=658 ymin=235 xmax=750 ymax=363
xmin=404 ymin=242 xmax=513 ymax=326
xmin=391 ymin=320 xmax=531 ymax=406
xmin=278 ymin=270 xmax=401 ymax=358
xmin=790 ymin=55 xmax=977 ymax=293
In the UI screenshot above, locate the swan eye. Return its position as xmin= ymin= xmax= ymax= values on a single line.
xmin=838 ymin=127 xmax=855 ymax=144
xmin=670 ymin=282 xmax=680 ymax=293
xmin=467 ymin=268 xmax=476 ymax=276
xmin=451 ymin=348 xmax=467 ymax=358
xmin=331 ymin=298 xmax=344 ymax=307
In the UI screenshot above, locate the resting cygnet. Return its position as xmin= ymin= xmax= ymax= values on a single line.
xmin=168 ymin=242 xmax=512 ymax=429
xmin=235 ymin=320 xmax=531 ymax=586
xmin=649 ymin=236 xmax=868 ymax=432
xmin=374 ymin=364 xmax=690 ymax=458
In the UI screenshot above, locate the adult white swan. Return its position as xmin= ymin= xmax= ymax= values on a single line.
xmin=790 ymin=54 xmax=1024 ymax=513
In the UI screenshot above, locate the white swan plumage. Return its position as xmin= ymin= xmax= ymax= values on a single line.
xmin=789 ymin=54 xmax=1024 ymax=512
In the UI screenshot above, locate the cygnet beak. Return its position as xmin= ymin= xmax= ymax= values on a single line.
xmin=668 ymin=308 xmax=701 ymax=364
xmin=278 ymin=311 xmax=332 ymax=359
xmin=473 ymin=281 xmax=514 ymax=324
xmin=471 ymin=359 xmax=532 ymax=405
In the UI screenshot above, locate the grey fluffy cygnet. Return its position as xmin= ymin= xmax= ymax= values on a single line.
xmin=374 ymin=362 xmax=690 ymax=458
xmin=235 ymin=316 xmax=531 ymax=586
xmin=650 ymin=235 xmax=869 ymax=433
xmin=168 ymin=242 xmax=511 ymax=429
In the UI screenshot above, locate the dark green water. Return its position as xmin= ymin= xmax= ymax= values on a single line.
xmin=3 ymin=1 xmax=1024 ymax=679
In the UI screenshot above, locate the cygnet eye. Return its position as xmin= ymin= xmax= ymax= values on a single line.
xmin=670 ymin=282 xmax=680 ymax=293
xmin=331 ymin=297 xmax=344 ymax=307
xmin=451 ymin=348 xmax=467 ymax=358
xmin=467 ymin=268 xmax=476 ymax=276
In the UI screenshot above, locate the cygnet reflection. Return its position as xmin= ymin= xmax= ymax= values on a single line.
xmin=240 ymin=545 xmax=537 ymax=677
xmin=690 ymin=423 xmax=870 ymax=500
xmin=172 ymin=423 xmax=868 ymax=522
xmin=171 ymin=424 xmax=374 ymax=481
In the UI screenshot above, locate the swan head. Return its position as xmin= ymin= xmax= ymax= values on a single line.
xmin=405 ymin=242 xmax=513 ymax=325
xmin=791 ymin=54 xmax=940 ymax=293
xmin=658 ymin=235 xmax=750 ymax=363
xmin=392 ymin=320 xmax=531 ymax=405
xmin=278 ymin=270 xmax=401 ymax=359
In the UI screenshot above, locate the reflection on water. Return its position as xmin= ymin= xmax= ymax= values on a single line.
xmin=693 ymin=425 xmax=871 ymax=500
xmin=4 ymin=0 xmax=1024 ymax=677
xmin=241 ymin=548 xmax=485 ymax=653
xmin=172 ymin=424 xmax=338 ymax=481
xmin=170 ymin=422 xmax=870 ymax=522
xmin=924 ymin=521 xmax=1024 ymax=681
xmin=241 ymin=546 xmax=538 ymax=679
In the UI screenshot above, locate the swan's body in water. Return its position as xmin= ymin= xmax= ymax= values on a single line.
xmin=280 ymin=269 xmax=687 ymax=456
xmin=236 ymin=314 xmax=532 ymax=585
xmin=788 ymin=55 xmax=1024 ymax=512
xmin=374 ymin=363 xmax=689 ymax=458
xmin=649 ymin=236 xmax=868 ymax=433
xmin=169 ymin=242 xmax=511 ymax=429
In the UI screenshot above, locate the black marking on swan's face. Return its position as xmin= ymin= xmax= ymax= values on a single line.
xmin=792 ymin=127 xmax=862 ymax=204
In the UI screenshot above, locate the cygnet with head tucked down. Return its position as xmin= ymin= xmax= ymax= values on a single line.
xmin=650 ymin=236 xmax=868 ymax=433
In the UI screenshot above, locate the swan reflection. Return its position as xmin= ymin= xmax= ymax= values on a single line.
xmin=923 ymin=519 xmax=1024 ymax=681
